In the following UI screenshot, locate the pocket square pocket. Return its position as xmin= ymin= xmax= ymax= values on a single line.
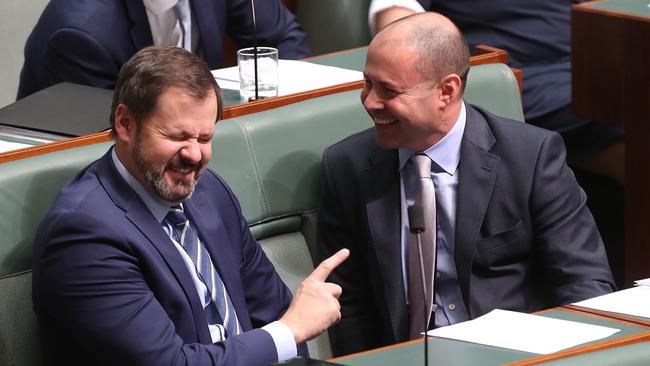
xmin=475 ymin=220 xmax=528 ymax=267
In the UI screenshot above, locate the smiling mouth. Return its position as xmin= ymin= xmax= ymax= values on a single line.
xmin=171 ymin=167 xmax=194 ymax=174
xmin=374 ymin=117 xmax=397 ymax=125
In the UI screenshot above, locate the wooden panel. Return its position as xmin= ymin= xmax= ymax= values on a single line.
xmin=572 ymin=1 xmax=650 ymax=286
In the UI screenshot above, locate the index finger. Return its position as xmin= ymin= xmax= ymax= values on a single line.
xmin=309 ymin=248 xmax=350 ymax=282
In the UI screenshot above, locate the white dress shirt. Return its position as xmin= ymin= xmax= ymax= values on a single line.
xmin=143 ymin=0 xmax=199 ymax=52
xmin=398 ymin=102 xmax=470 ymax=328
xmin=368 ymin=0 xmax=426 ymax=34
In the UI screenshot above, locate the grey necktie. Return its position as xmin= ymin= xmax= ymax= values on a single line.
xmin=408 ymin=153 xmax=436 ymax=339
xmin=174 ymin=0 xmax=192 ymax=51
xmin=165 ymin=205 xmax=241 ymax=338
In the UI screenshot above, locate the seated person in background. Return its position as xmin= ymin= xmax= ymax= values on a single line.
xmin=18 ymin=0 xmax=311 ymax=99
xmin=318 ymin=12 xmax=615 ymax=357
xmin=33 ymin=46 xmax=347 ymax=366
xmin=368 ymin=0 xmax=625 ymax=186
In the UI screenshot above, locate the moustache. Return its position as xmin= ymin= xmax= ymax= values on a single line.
xmin=166 ymin=158 xmax=203 ymax=175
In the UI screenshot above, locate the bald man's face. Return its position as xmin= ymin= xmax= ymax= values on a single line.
xmin=361 ymin=39 xmax=447 ymax=151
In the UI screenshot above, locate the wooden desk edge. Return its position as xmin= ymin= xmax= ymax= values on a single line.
xmin=0 ymin=131 xmax=112 ymax=164
xmin=504 ymin=306 xmax=650 ymax=366
xmin=504 ymin=331 xmax=650 ymax=366
xmin=0 ymin=46 xmax=517 ymax=164
xmin=328 ymin=338 xmax=423 ymax=363
xmin=564 ymin=304 xmax=650 ymax=328
xmin=222 ymin=80 xmax=364 ymax=119
xmin=573 ymin=1 xmax=650 ymax=23
xmin=329 ymin=307 xmax=650 ymax=365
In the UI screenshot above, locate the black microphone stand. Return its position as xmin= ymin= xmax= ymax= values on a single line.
xmin=250 ymin=0 xmax=259 ymax=101
xmin=408 ymin=204 xmax=434 ymax=366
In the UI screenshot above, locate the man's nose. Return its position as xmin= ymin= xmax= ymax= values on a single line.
xmin=180 ymin=140 xmax=202 ymax=163
xmin=362 ymin=88 xmax=384 ymax=111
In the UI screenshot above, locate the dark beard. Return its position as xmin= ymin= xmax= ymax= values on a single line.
xmin=133 ymin=133 xmax=201 ymax=203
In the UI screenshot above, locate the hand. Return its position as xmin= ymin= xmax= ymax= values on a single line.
xmin=280 ymin=248 xmax=350 ymax=344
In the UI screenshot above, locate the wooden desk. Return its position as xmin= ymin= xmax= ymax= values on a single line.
xmin=0 ymin=45 xmax=513 ymax=164
xmin=572 ymin=0 xmax=650 ymax=286
xmin=329 ymin=308 xmax=650 ymax=366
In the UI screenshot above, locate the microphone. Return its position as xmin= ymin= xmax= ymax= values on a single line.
xmin=408 ymin=204 xmax=429 ymax=366
xmin=249 ymin=0 xmax=260 ymax=101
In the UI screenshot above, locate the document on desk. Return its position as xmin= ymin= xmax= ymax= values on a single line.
xmin=211 ymin=60 xmax=363 ymax=95
xmin=0 ymin=139 xmax=34 ymax=153
xmin=427 ymin=309 xmax=619 ymax=354
xmin=573 ymin=285 xmax=650 ymax=319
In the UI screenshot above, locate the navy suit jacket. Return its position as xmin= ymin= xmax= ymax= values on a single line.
xmin=33 ymin=150 xmax=306 ymax=365
xmin=318 ymin=104 xmax=615 ymax=356
xmin=18 ymin=0 xmax=311 ymax=98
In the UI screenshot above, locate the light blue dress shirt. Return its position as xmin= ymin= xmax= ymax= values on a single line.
xmin=110 ymin=149 xmax=296 ymax=360
xmin=398 ymin=102 xmax=470 ymax=328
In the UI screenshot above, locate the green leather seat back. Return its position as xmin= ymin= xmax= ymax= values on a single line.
xmin=210 ymin=90 xmax=370 ymax=359
xmin=0 ymin=141 xmax=110 ymax=366
xmin=296 ymin=0 xmax=372 ymax=55
xmin=464 ymin=63 xmax=524 ymax=122
xmin=0 ymin=142 xmax=112 ymax=278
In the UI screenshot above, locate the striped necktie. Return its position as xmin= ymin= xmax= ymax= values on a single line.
xmin=173 ymin=0 xmax=192 ymax=51
xmin=165 ymin=205 xmax=241 ymax=338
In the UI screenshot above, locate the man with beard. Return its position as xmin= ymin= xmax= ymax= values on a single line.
xmin=32 ymin=46 xmax=348 ymax=366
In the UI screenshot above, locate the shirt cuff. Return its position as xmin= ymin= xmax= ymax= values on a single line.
xmin=368 ymin=0 xmax=426 ymax=35
xmin=261 ymin=321 xmax=297 ymax=361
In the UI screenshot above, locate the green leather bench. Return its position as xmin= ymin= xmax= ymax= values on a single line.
xmin=0 ymin=63 xmax=522 ymax=365
xmin=296 ymin=0 xmax=372 ymax=55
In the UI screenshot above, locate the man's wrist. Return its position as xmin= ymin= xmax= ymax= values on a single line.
xmin=262 ymin=321 xmax=298 ymax=361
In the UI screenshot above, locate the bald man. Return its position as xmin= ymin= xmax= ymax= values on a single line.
xmin=317 ymin=13 xmax=614 ymax=356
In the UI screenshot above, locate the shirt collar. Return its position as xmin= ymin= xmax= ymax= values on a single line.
xmin=142 ymin=0 xmax=179 ymax=15
xmin=398 ymin=101 xmax=466 ymax=175
xmin=111 ymin=148 xmax=172 ymax=223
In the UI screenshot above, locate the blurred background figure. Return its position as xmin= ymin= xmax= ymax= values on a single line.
xmin=18 ymin=0 xmax=311 ymax=99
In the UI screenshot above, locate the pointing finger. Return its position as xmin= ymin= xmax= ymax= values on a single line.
xmin=309 ymin=248 xmax=350 ymax=282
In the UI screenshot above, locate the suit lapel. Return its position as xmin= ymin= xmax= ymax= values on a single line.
xmin=184 ymin=191 xmax=252 ymax=330
xmin=123 ymin=0 xmax=153 ymax=51
xmin=96 ymin=151 xmax=211 ymax=342
xmin=361 ymin=147 xmax=409 ymax=342
xmin=454 ymin=106 xmax=500 ymax=314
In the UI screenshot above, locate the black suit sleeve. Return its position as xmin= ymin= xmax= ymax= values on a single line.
xmin=317 ymin=148 xmax=387 ymax=357
xmin=21 ymin=28 xmax=120 ymax=98
xmin=225 ymin=0 xmax=311 ymax=59
xmin=530 ymin=132 xmax=616 ymax=301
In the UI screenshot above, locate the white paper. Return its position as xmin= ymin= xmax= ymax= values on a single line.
xmin=573 ymin=286 xmax=650 ymax=319
xmin=427 ymin=309 xmax=619 ymax=354
xmin=0 ymin=140 xmax=33 ymax=153
xmin=634 ymin=278 xmax=650 ymax=287
xmin=211 ymin=60 xmax=363 ymax=95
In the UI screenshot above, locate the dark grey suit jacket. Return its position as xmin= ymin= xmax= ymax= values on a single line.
xmin=318 ymin=104 xmax=615 ymax=356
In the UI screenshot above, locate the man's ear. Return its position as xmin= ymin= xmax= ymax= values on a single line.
xmin=113 ymin=104 xmax=135 ymax=143
xmin=438 ymin=73 xmax=463 ymax=105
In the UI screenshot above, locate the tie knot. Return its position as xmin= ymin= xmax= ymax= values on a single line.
xmin=411 ymin=153 xmax=432 ymax=178
xmin=165 ymin=205 xmax=187 ymax=226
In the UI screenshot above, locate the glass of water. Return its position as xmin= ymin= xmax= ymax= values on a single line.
xmin=237 ymin=47 xmax=279 ymax=102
